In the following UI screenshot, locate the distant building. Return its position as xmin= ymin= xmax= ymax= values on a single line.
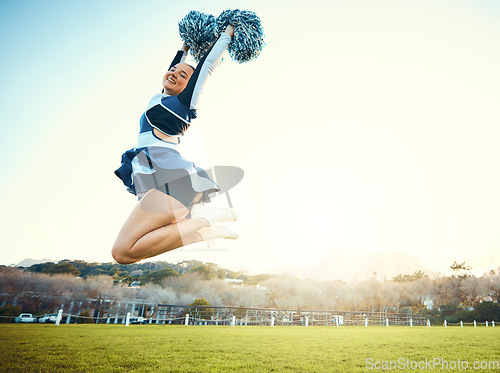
xmin=224 ymin=278 xmax=243 ymax=287
xmin=423 ymin=299 xmax=434 ymax=310
xmin=128 ymin=281 xmax=140 ymax=288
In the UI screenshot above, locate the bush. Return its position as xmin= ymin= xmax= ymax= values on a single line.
xmin=187 ymin=265 xmax=216 ymax=280
xmin=141 ymin=268 xmax=179 ymax=285
xmin=440 ymin=304 xmax=459 ymax=318
xmin=473 ymin=302 xmax=500 ymax=322
xmin=41 ymin=263 xmax=80 ymax=276
xmin=453 ymin=309 xmax=475 ymax=323
xmin=76 ymin=310 xmax=93 ymax=324
xmin=188 ymin=298 xmax=214 ymax=320
xmin=0 ymin=305 xmax=22 ymax=323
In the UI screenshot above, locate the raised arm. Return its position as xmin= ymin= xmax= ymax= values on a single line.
xmin=178 ymin=26 xmax=234 ymax=110
xmin=168 ymin=42 xmax=190 ymax=70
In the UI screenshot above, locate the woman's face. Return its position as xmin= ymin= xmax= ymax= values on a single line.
xmin=162 ymin=63 xmax=194 ymax=95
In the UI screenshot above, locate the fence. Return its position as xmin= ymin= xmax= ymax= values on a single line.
xmin=0 ymin=305 xmax=423 ymax=327
xmin=3 ymin=304 xmax=497 ymax=328
xmin=154 ymin=305 xmax=430 ymax=327
xmin=444 ymin=320 xmax=496 ymax=328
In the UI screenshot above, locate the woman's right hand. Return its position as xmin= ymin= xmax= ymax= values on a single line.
xmin=224 ymin=25 xmax=234 ymax=38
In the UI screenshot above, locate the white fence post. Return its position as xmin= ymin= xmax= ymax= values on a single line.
xmin=486 ymin=321 xmax=489 ymax=327
xmin=474 ymin=320 xmax=477 ymax=327
xmin=410 ymin=319 xmax=413 ymax=327
xmin=335 ymin=317 xmax=339 ymax=328
xmin=460 ymin=321 xmax=463 ymax=328
xmin=444 ymin=320 xmax=447 ymax=328
xmin=365 ymin=318 xmax=368 ymax=327
xmin=231 ymin=316 xmax=236 ymax=326
xmin=271 ymin=316 xmax=275 ymax=327
xmin=185 ymin=314 xmax=189 ymax=326
xmin=66 ymin=301 xmax=74 ymax=324
xmin=55 ymin=309 xmax=63 ymax=326
xmin=427 ymin=319 xmax=431 ymax=328
xmin=305 ymin=316 xmax=309 ymax=327
xmin=125 ymin=312 xmax=131 ymax=327
xmin=493 ymin=321 xmax=495 ymax=328
xmin=386 ymin=318 xmax=389 ymax=327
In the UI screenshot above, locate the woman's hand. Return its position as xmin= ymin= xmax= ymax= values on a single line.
xmin=181 ymin=41 xmax=190 ymax=52
xmin=224 ymin=25 xmax=234 ymax=38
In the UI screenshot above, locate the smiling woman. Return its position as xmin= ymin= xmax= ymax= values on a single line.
xmin=163 ymin=63 xmax=194 ymax=95
xmin=112 ymin=25 xmax=240 ymax=265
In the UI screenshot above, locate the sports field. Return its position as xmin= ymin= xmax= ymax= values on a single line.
xmin=0 ymin=325 xmax=498 ymax=372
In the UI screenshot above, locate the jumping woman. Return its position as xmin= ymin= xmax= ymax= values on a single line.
xmin=112 ymin=25 xmax=237 ymax=265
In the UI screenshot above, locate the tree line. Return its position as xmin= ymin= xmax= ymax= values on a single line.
xmin=22 ymin=259 xmax=264 ymax=285
xmin=0 ymin=260 xmax=499 ymax=324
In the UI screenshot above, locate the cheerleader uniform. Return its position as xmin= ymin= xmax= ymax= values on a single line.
xmin=115 ymin=33 xmax=231 ymax=208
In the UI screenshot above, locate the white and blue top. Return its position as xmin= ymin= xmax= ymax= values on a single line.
xmin=141 ymin=32 xmax=231 ymax=138
xmin=115 ymin=33 xmax=231 ymax=205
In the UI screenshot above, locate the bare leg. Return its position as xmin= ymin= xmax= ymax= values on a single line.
xmin=139 ymin=226 xmax=204 ymax=260
xmin=111 ymin=189 xmax=208 ymax=264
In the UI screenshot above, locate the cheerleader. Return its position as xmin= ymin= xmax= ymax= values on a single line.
xmin=112 ymin=25 xmax=237 ymax=265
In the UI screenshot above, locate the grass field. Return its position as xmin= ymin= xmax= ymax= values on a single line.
xmin=0 ymin=324 xmax=499 ymax=372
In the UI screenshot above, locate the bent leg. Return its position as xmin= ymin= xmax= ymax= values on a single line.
xmin=111 ymin=189 xmax=207 ymax=264
xmin=133 ymin=221 xmax=207 ymax=260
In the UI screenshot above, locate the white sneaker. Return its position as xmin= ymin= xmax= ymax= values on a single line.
xmin=190 ymin=204 xmax=238 ymax=227
xmin=197 ymin=225 xmax=239 ymax=243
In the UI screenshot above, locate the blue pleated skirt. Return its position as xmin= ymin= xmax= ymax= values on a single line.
xmin=115 ymin=145 xmax=219 ymax=208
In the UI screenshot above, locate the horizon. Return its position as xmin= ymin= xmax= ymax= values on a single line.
xmin=10 ymin=253 xmax=499 ymax=283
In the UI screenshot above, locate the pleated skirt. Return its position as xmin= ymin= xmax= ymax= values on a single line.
xmin=115 ymin=145 xmax=219 ymax=208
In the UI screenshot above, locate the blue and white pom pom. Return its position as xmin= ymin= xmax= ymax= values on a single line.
xmin=178 ymin=10 xmax=217 ymax=63
xmin=216 ymin=9 xmax=265 ymax=63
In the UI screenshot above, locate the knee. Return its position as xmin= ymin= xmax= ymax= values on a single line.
xmin=111 ymin=245 xmax=138 ymax=265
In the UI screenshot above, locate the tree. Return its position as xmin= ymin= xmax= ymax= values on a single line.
xmin=473 ymin=301 xmax=500 ymax=322
xmin=0 ymin=305 xmax=21 ymax=323
xmin=188 ymin=264 xmax=217 ymax=280
xmin=411 ymin=270 xmax=428 ymax=281
xmin=233 ymin=307 xmax=248 ymax=319
xmin=440 ymin=304 xmax=459 ymax=319
xmin=450 ymin=261 xmax=473 ymax=279
xmin=41 ymin=263 xmax=80 ymax=276
xmin=393 ymin=270 xmax=428 ymax=282
xmin=188 ymin=298 xmax=214 ymax=319
xmin=141 ymin=268 xmax=179 ymax=285
xmin=86 ymin=269 xmax=107 ymax=277
xmin=27 ymin=262 xmax=56 ymax=273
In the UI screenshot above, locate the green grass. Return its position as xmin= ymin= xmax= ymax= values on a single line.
xmin=0 ymin=324 xmax=499 ymax=372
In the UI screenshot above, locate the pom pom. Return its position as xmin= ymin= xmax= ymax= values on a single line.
xmin=216 ymin=9 xmax=265 ymax=63
xmin=178 ymin=10 xmax=217 ymax=63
